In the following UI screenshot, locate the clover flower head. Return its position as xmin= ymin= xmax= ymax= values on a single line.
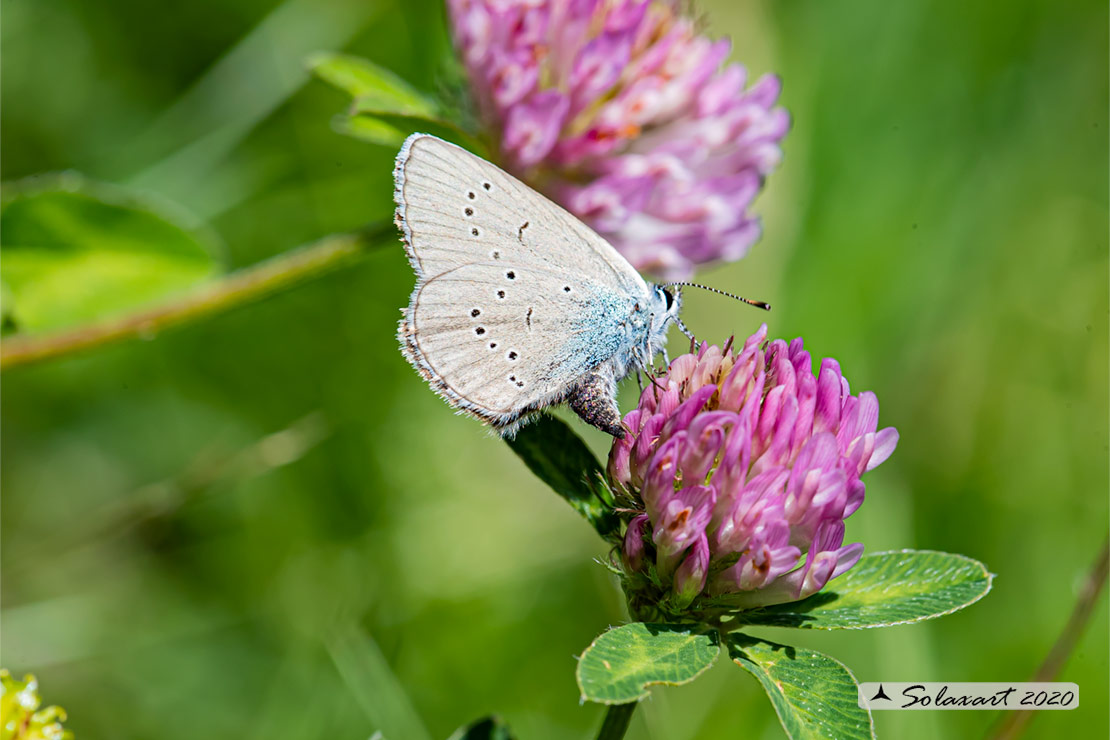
xmin=447 ymin=0 xmax=790 ymax=279
xmin=608 ymin=325 xmax=899 ymax=617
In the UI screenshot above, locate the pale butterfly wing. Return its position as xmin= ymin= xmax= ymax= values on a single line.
xmin=394 ymin=134 xmax=645 ymax=294
xmin=403 ymin=262 xmax=641 ymax=425
xmin=395 ymin=133 xmax=656 ymax=429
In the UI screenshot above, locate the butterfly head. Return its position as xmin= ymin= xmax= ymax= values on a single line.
xmin=647 ymin=281 xmax=772 ymax=348
xmin=647 ymin=283 xmax=683 ymax=347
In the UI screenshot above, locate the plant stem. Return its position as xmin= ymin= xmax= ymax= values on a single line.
xmin=0 ymin=223 xmax=392 ymax=371
xmin=988 ymin=534 xmax=1109 ymax=740
xmin=595 ymin=702 xmax=637 ymax=740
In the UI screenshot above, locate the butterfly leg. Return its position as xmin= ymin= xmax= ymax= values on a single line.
xmin=567 ymin=371 xmax=624 ymax=438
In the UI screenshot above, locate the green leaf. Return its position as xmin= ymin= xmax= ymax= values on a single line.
xmin=309 ymin=52 xmax=487 ymax=154
xmin=445 ymin=716 xmax=516 ymax=740
xmin=308 ymin=52 xmax=438 ymax=118
xmin=734 ymin=550 xmax=993 ymax=629
xmin=728 ymin=634 xmax=874 ymax=740
xmin=577 ymin=623 xmax=720 ymax=704
xmin=333 ymin=114 xmax=411 ymax=147
xmin=505 ymin=414 xmax=618 ymax=538
xmin=333 ymin=112 xmax=486 ymax=154
xmin=1 ymin=174 xmax=220 ymax=333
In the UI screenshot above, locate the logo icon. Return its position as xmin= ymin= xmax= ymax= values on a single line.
xmin=870 ymin=684 xmax=892 ymax=702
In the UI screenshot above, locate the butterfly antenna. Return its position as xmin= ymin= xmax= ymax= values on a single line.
xmin=663 ymin=282 xmax=771 ymax=311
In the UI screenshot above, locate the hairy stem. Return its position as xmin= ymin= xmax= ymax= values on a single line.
xmin=1 ymin=223 xmax=392 ymax=371
xmin=595 ymin=702 xmax=637 ymax=740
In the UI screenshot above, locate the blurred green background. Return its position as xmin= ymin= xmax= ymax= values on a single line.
xmin=2 ymin=0 xmax=1106 ymax=737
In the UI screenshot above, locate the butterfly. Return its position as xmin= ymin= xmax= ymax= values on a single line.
xmin=394 ymin=133 xmax=681 ymax=438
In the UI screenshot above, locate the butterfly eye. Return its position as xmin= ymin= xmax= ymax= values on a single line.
xmin=662 ymin=289 xmax=675 ymax=310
